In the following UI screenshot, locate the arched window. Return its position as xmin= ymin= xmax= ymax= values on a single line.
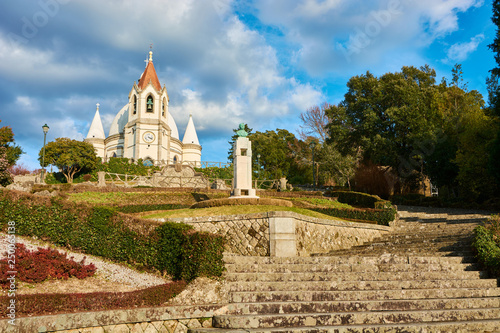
xmin=162 ymin=97 xmax=166 ymax=117
xmin=143 ymin=158 xmax=154 ymax=167
xmin=146 ymin=95 xmax=154 ymax=113
xmin=173 ymin=155 xmax=178 ymax=163
xmin=133 ymin=95 xmax=137 ymax=115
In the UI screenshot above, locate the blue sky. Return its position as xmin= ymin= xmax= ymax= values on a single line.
xmin=0 ymin=0 xmax=496 ymax=170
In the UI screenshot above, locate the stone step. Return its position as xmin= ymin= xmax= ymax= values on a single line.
xmin=212 ymin=308 xmax=500 ymax=329
xmin=229 ymin=287 xmax=500 ymax=303
xmin=224 ymin=255 xmax=471 ymax=265
xmin=189 ymin=319 xmax=500 ymax=332
xmin=224 ymin=254 xmax=473 ymax=265
xmin=223 ymin=297 xmax=500 ymax=315
xmin=224 ymin=270 xmax=489 ymax=282
xmin=227 ymin=279 xmax=498 ymax=292
xmin=225 ymin=262 xmax=478 ymax=274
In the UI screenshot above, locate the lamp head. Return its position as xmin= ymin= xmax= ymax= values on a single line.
xmin=42 ymin=124 xmax=49 ymax=134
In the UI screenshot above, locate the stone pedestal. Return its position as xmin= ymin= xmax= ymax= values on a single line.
xmin=97 ymin=171 xmax=106 ymax=187
xmin=269 ymin=215 xmax=296 ymax=257
xmin=231 ymin=137 xmax=258 ymax=198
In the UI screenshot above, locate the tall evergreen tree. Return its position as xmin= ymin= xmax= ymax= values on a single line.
xmin=487 ymin=0 xmax=500 ymax=190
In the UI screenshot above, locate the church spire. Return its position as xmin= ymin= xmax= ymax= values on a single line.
xmin=138 ymin=49 xmax=161 ymax=91
xmin=182 ymin=114 xmax=200 ymax=145
xmin=86 ymin=103 xmax=106 ymax=139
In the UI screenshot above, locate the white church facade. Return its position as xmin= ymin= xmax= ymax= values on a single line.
xmin=85 ymin=51 xmax=201 ymax=166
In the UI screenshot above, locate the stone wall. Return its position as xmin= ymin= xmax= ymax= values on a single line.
xmin=165 ymin=214 xmax=270 ymax=256
xmin=294 ymin=213 xmax=390 ymax=256
xmin=0 ymin=305 xmax=222 ymax=333
xmin=159 ymin=211 xmax=391 ymax=257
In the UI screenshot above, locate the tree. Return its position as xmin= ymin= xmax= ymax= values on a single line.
xmin=487 ymin=0 xmax=500 ymax=191
xmin=227 ymin=123 xmax=252 ymax=163
xmin=0 ymin=120 xmax=23 ymax=167
xmin=317 ymin=143 xmax=359 ymax=190
xmin=0 ymin=148 xmax=13 ymax=186
xmin=325 ymin=66 xmax=445 ymax=191
xmin=298 ymin=103 xmax=331 ymax=143
xmin=248 ymin=129 xmax=297 ymax=180
xmin=39 ymin=138 xmax=99 ymax=183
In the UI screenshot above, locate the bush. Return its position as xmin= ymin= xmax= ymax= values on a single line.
xmin=326 ymin=190 xmax=385 ymax=208
xmin=0 ymin=190 xmax=225 ymax=282
xmin=190 ymin=197 xmax=293 ymax=209
xmin=0 ymin=280 xmax=187 ymax=317
xmin=472 ymin=216 xmax=500 ymax=277
xmin=310 ymin=206 xmax=396 ymax=226
xmin=114 ymin=204 xmax=188 ymax=214
xmin=0 ymin=243 xmax=96 ymax=287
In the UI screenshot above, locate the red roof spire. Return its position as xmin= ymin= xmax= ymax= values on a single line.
xmin=138 ymin=50 xmax=162 ymax=91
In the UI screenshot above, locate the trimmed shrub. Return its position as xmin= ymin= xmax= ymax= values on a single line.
xmin=0 ymin=281 xmax=187 ymax=317
xmin=0 ymin=190 xmax=224 ymax=282
xmin=0 ymin=244 xmax=96 ymax=287
xmin=310 ymin=206 xmax=396 ymax=226
xmin=326 ymin=190 xmax=387 ymax=208
xmin=190 ymin=197 xmax=293 ymax=209
xmin=114 ymin=204 xmax=188 ymax=214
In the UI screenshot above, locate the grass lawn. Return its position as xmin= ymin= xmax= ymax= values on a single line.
xmin=143 ymin=205 xmax=345 ymax=221
xmin=68 ymin=191 xmax=228 ymax=205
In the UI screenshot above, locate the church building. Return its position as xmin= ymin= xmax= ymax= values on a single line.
xmin=85 ymin=50 xmax=202 ymax=166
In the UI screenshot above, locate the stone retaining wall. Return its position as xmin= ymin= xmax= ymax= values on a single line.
xmin=0 ymin=305 xmax=223 ymax=333
xmin=165 ymin=213 xmax=270 ymax=256
xmin=160 ymin=211 xmax=391 ymax=257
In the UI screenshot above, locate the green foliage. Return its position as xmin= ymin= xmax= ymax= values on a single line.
xmin=472 ymin=216 xmax=500 ymax=277
xmin=326 ymin=66 xmax=440 ymax=173
xmin=310 ymin=206 xmax=396 ymax=226
xmin=249 ymin=129 xmax=298 ymax=180
xmin=0 ymin=120 xmax=24 ymax=167
xmin=190 ymin=197 xmax=293 ymax=209
xmin=0 ymin=190 xmax=225 ymax=282
xmin=98 ymin=157 xmax=160 ymax=176
xmin=114 ymin=204 xmax=188 ymax=214
xmin=154 ymin=222 xmax=193 ymax=280
xmin=195 ymin=166 xmax=233 ymax=180
xmin=0 ymin=148 xmax=13 ymax=186
xmin=39 ymin=138 xmax=100 ymax=183
xmin=318 ymin=190 xmax=396 ymax=225
xmin=326 ymin=190 xmax=383 ymax=208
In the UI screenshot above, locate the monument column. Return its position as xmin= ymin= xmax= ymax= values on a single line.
xmin=231 ymin=123 xmax=258 ymax=198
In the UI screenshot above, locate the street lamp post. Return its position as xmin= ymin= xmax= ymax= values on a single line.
xmin=41 ymin=124 xmax=49 ymax=183
xmin=310 ymin=142 xmax=316 ymax=189
xmin=256 ymin=154 xmax=261 ymax=189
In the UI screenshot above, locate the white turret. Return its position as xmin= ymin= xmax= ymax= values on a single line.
xmin=182 ymin=114 xmax=201 ymax=166
xmin=182 ymin=114 xmax=200 ymax=145
xmin=86 ymin=103 xmax=106 ymax=139
xmin=84 ymin=103 xmax=106 ymax=159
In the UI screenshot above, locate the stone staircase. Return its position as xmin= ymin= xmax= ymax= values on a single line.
xmin=190 ymin=206 xmax=500 ymax=332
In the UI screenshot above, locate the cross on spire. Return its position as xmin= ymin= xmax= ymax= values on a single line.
xmin=96 ymin=103 xmax=100 ymax=110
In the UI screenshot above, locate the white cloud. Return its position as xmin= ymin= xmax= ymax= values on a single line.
xmin=254 ymin=0 xmax=484 ymax=74
xmin=445 ymin=34 xmax=485 ymax=63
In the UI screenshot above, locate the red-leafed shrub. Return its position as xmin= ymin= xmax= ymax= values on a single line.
xmin=0 ymin=280 xmax=187 ymax=317
xmin=0 ymin=243 xmax=96 ymax=288
xmin=7 ymin=163 xmax=32 ymax=176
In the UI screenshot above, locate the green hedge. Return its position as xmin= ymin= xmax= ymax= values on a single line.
xmin=322 ymin=190 xmax=396 ymax=225
xmin=325 ymin=190 xmax=384 ymax=208
xmin=0 ymin=190 xmax=224 ymax=282
xmin=114 ymin=204 xmax=189 ymax=214
xmin=310 ymin=206 xmax=396 ymax=226
xmin=472 ymin=224 xmax=500 ymax=277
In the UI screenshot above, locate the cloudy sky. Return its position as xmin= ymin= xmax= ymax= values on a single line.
xmin=0 ymin=0 xmax=496 ymax=170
